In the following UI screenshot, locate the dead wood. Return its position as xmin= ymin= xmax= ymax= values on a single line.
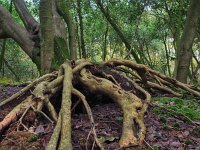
xmin=0 ymin=96 xmax=35 ymax=133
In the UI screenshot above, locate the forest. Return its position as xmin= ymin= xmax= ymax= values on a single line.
xmin=0 ymin=0 xmax=200 ymax=149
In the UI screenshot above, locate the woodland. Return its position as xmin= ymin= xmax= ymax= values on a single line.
xmin=0 ymin=0 xmax=200 ymax=149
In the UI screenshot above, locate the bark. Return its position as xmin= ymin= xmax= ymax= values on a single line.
xmin=0 ymin=29 xmax=9 ymax=38
xmin=59 ymin=62 xmax=73 ymax=150
xmin=12 ymin=0 xmax=39 ymax=31
xmin=39 ymin=0 xmax=55 ymax=74
xmin=0 ymin=39 xmax=6 ymax=70
xmin=95 ymin=0 xmax=141 ymax=63
xmin=57 ymin=0 xmax=77 ymax=60
xmin=52 ymin=0 xmax=70 ymax=65
xmin=175 ymin=0 xmax=200 ymax=83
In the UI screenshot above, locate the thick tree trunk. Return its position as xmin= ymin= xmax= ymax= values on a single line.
xmin=39 ymin=0 xmax=55 ymax=74
xmin=175 ymin=0 xmax=200 ymax=83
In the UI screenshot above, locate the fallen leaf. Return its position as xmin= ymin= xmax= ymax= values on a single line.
xmin=170 ymin=141 xmax=182 ymax=147
xmin=35 ymin=125 xmax=45 ymax=134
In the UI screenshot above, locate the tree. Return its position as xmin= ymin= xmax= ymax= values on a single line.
xmin=0 ymin=0 xmax=77 ymax=73
xmin=175 ymin=0 xmax=200 ymax=83
xmin=1 ymin=0 xmax=200 ymax=149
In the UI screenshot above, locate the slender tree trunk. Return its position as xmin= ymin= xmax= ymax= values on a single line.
xmin=102 ymin=22 xmax=108 ymax=61
xmin=175 ymin=0 xmax=200 ymax=83
xmin=39 ymin=0 xmax=55 ymax=74
xmin=95 ymin=0 xmax=140 ymax=63
xmin=0 ymin=39 xmax=6 ymax=71
xmin=163 ymin=34 xmax=171 ymax=77
xmin=77 ymin=0 xmax=87 ymax=58
xmin=57 ymin=0 xmax=77 ymax=60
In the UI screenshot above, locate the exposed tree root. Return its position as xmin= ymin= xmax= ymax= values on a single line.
xmin=79 ymin=68 xmax=143 ymax=147
xmin=1 ymin=59 xmax=200 ymax=149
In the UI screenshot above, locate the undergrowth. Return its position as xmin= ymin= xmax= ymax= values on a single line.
xmin=152 ymin=97 xmax=200 ymax=121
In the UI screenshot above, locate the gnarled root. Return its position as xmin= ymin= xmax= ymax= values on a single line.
xmin=79 ymin=68 xmax=144 ymax=147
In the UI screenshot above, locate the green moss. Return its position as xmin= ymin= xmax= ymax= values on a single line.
xmin=163 ymin=124 xmax=170 ymax=130
xmin=0 ymin=77 xmax=16 ymax=85
xmin=152 ymin=108 xmax=162 ymax=114
xmin=159 ymin=116 xmax=167 ymax=123
xmin=184 ymin=140 xmax=193 ymax=145
xmin=153 ymin=145 xmax=159 ymax=150
xmin=27 ymin=134 xmax=39 ymax=142
xmin=153 ymin=97 xmax=200 ymax=121
xmin=173 ymin=122 xmax=180 ymax=128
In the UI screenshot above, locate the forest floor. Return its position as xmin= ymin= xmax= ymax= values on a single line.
xmin=0 ymin=84 xmax=200 ymax=150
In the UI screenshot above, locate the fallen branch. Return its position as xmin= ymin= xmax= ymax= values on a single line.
xmin=0 ymin=96 xmax=35 ymax=133
xmin=0 ymin=73 xmax=56 ymax=107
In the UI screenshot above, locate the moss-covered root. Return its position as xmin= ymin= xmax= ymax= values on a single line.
xmin=46 ymin=113 xmax=61 ymax=150
xmin=58 ymin=62 xmax=73 ymax=150
xmin=79 ymin=68 xmax=143 ymax=147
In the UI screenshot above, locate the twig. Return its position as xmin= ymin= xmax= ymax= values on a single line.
xmin=71 ymin=99 xmax=81 ymax=111
xmin=72 ymin=88 xmax=104 ymax=150
xmin=17 ymin=105 xmax=33 ymax=132
xmin=86 ymin=128 xmax=92 ymax=150
xmin=144 ymin=139 xmax=153 ymax=150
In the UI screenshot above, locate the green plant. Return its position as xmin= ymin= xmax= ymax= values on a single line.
xmin=27 ymin=134 xmax=39 ymax=142
xmin=163 ymin=124 xmax=170 ymax=130
xmin=184 ymin=140 xmax=193 ymax=145
xmin=173 ymin=122 xmax=180 ymax=128
xmin=159 ymin=116 xmax=167 ymax=123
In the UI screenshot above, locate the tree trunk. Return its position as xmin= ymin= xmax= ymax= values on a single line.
xmin=57 ymin=0 xmax=77 ymax=60
xmin=77 ymin=0 xmax=87 ymax=59
xmin=175 ymin=0 xmax=200 ymax=83
xmin=39 ymin=0 xmax=55 ymax=74
xmin=95 ymin=0 xmax=141 ymax=63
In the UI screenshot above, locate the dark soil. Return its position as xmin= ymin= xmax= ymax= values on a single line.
xmin=0 ymin=85 xmax=199 ymax=150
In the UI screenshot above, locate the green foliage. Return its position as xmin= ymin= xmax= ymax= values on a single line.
xmin=159 ymin=116 xmax=167 ymax=123
xmin=162 ymin=124 xmax=170 ymax=130
xmin=0 ymin=39 xmax=39 ymax=81
xmin=153 ymin=97 xmax=200 ymax=121
xmin=184 ymin=140 xmax=193 ymax=145
xmin=0 ymin=77 xmax=16 ymax=85
xmin=27 ymin=134 xmax=39 ymax=143
xmin=173 ymin=122 xmax=180 ymax=128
